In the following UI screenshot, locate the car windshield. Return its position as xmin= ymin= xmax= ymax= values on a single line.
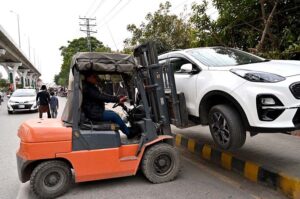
xmin=12 ymin=89 xmax=36 ymax=97
xmin=186 ymin=47 xmax=267 ymax=67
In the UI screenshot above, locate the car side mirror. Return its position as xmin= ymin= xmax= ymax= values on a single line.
xmin=180 ymin=63 xmax=197 ymax=74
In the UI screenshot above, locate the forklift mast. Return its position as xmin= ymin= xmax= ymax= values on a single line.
xmin=134 ymin=42 xmax=172 ymax=135
xmin=133 ymin=42 xmax=189 ymax=134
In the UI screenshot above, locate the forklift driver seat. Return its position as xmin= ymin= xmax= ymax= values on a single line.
xmin=79 ymin=112 xmax=120 ymax=131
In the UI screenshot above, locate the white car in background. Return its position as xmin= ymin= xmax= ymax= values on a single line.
xmin=159 ymin=47 xmax=300 ymax=150
xmin=7 ymin=88 xmax=38 ymax=114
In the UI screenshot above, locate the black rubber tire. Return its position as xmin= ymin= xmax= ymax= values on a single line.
xmin=208 ymin=104 xmax=246 ymax=150
xmin=8 ymin=110 xmax=12 ymax=114
xmin=142 ymin=143 xmax=180 ymax=184
xmin=30 ymin=160 xmax=72 ymax=199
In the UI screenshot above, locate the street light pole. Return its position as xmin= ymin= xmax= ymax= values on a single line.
xmin=28 ymin=36 xmax=30 ymax=59
xmin=10 ymin=10 xmax=21 ymax=49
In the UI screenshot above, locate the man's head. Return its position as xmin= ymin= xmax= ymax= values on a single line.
xmin=84 ymin=72 xmax=99 ymax=85
xmin=50 ymin=92 xmax=54 ymax=96
xmin=41 ymin=85 xmax=47 ymax=90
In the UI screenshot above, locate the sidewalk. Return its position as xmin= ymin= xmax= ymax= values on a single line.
xmin=172 ymin=125 xmax=300 ymax=199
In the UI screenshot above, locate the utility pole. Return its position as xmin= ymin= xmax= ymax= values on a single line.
xmin=10 ymin=10 xmax=21 ymax=49
xmin=28 ymin=37 xmax=31 ymax=59
xmin=79 ymin=17 xmax=97 ymax=52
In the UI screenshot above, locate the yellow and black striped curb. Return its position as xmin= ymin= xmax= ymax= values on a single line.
xmin=175 ymin=134 xmax=300 ymax=199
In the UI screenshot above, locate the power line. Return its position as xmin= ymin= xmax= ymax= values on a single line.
xmin=99 ymin=0 xmax=132 ymax=27
xmin=85 ymin=0 xmax=98 ymax=16
xmin=96 ymin=0 xmax=122 ymax=24
xmin=171 ymin=0 xmax=192 ymax=12
xmin=88 ymin=0 xmax=107 ymax=17
xmin=79 ymin=17 xmax=97 ymax=52
xmin=106 ymin=24 xmax=118 ymax=51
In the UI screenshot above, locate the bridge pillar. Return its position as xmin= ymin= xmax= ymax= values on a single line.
xmin=27 ymin=73 xmax=34 ymax=88
xmin=33 ymin=75 xmax=39 ymax=89
xmin=1 ymin=62 xmax=22 ymax=91
xmin=17 ymin=69 xmax=30 ymax=88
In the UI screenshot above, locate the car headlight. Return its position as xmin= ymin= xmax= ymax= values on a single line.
xmin=230 ymin=69 xmax=285 ymax=83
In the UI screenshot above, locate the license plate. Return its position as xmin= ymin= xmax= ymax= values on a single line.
xmin=18 ymin=105 xmax=25 ymax=108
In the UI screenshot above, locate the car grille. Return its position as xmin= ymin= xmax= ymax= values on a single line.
xmin=11 ymin=104 xmax=33 ymax=109
xmin=290 ymin=82 xmax=300 ymax=99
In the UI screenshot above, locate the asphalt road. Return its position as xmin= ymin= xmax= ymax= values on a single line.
xmin=0 ymin=97 xmax=39 ymax=199
xmin=0 ymin=97 xmax=286 ymax=199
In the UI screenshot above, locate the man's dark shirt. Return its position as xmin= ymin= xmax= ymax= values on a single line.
xmin=36 ymin=90 xmax=50 ymax=105
xmin=82 ymin=81 xmax=119 ymax=121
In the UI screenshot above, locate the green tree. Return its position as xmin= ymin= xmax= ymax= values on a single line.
xmin=54 ymin=37 xmax=111 ymax=86
xmin=0 ymin=79 xmax=7 ymax=88
xmin=212 ymin=0 xmax=300 ymax=57
xmin=124 ymin=2 xmax=194 ymax=54
xmin=189 ymin=1 xmax=222 ymax=47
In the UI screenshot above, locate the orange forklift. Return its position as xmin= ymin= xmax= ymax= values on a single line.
xmin=16 ymin=42 xmax=189 ymax=198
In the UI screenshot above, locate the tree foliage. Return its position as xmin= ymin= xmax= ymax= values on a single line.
xmin=124 ymin=0 xmax=300 ymax=59
xmin=54 ymin=37 xmax=111 ymax=86
xmin=212 ymin=0 xmax=300 ymax=58
xmin=124 ymin=2 xmax=193 ymax=54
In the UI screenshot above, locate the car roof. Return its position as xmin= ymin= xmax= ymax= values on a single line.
xmin=16 ymin=88 xmax=35 ymax=90
xmin=158 ymin=46 xmax=228 ymax=57
xmin=14 ymin=88 xmax=36 ymax=92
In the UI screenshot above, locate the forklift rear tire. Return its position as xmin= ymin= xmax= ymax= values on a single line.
xmin=142 ymin=143 xmax=180 ymax=184
xmin=30 ymin=160 xmax=72 ymax=199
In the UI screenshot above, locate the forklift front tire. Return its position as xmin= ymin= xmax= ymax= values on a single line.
xmin=30 ymin=160 xmax=72 ymax=199
xmin=142 ymin=143 xmax=180 ymax=184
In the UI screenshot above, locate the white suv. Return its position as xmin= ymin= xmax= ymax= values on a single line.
xmin=158 ymin=47 xmax=300 ymax=150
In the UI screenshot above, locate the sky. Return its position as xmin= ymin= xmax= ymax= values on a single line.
xmin=0 ymin=0 xmax=216 ymax=83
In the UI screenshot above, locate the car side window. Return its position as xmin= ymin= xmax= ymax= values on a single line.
xmin=170 ymin=57 xmax=193 ymax=74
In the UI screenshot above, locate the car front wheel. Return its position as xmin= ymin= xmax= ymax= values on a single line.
xmin=208 ymin=105 xmax=246 ymax=150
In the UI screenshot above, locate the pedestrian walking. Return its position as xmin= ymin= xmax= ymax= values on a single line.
xmin=36 ymin=85 xmax=51 ymax=118
xmin=50 ymin=91 xmax=59 ymax=118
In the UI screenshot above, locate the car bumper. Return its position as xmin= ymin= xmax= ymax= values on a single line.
xmin=233 ymin=75 xmax=300 ymax=129
xmin=7 ymin=103 xmax=38 ymax=112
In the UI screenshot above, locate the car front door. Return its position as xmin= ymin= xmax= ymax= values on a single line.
xmin=169 ymin=56 xmax=200 ymax=114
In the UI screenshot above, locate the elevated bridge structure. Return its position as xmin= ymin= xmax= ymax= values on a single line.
xmin=0 ymin=25 xmax=41 ymax=91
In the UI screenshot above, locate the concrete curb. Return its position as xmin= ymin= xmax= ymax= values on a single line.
xmin=175 ymin=134 xmax=300 ymax=199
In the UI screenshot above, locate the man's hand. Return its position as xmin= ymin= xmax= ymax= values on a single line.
xmin=119 ymin=96 xmax=128 ymax=103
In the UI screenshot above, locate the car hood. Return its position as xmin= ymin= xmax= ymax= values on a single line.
xmin=9 ymin=96 xmax=36 ymax=102
xmin=209 ymin=60 xmax=300 ymax=77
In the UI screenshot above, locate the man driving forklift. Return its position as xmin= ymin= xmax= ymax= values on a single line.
xmin=82 ymin=71 xmax=137 ymax=139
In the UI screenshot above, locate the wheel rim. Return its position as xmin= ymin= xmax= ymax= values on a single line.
xmin=210 ymin=112 xmax=230 ymax=147
xmin=153 ymin=154 xmax=173 ymax=176
xmin=42 ymin=170 xmax=66 ymax=192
